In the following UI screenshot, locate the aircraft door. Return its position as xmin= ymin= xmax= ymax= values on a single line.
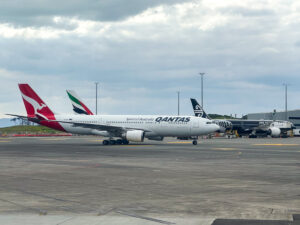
xmin=193 ymin=121 xmax=199 ymax=128
xmin=191 ymin=120 xmax=200 ymax=135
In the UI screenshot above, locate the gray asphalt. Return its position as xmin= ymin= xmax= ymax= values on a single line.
xmin=0 ymin=136 xmax=299 ymax=225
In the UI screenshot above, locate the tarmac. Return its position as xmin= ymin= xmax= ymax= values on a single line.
xmin=0 ymin=136 xmax=299 ymax=225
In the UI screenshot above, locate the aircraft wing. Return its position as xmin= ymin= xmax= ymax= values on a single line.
xmin=6 ymin=114 xmax=41 ymax=123
xmin=6 ymin=114 xmax=28 ymax=118
xmin=47 ymin=119 xmax=150 ymax=136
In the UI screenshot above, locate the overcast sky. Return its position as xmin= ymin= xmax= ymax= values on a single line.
xmin=0 ymin=0 xmax=300 ymax=118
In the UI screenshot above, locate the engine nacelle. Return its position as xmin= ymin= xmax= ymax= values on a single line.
xmin=268 ymin=127 xmax=281 ymax=137
xmin=91 ymin=130 xmax=110 ymax=136
xmin=124 ymin=130 xmax=145 ymax=142
xmin=147 ymin=136 xmax=164 ymax=141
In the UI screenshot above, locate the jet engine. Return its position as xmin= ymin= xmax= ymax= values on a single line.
xmin=147 ymin=136 xmax=164 ymax=141
xmin=124 ymin=130 xmax=145 ymax=142
xmin=268 ymin=127 xmax=281 ymax=137
xmin=91 ymin=130 xmax=110 ymax=136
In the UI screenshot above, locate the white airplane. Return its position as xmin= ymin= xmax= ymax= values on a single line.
xmin=8 ymin=84 xmax=219 ymax=145
xmin=190 ymin=98 xmax=294 ymax=138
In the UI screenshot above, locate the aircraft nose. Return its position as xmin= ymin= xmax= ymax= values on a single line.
xmin=212 ymin=124 xmax=220 ymax=132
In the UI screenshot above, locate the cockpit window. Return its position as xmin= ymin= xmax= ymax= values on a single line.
xmin=206 ymin=122 xmax=212 ymax=124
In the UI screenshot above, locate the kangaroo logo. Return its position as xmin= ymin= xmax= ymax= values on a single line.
xmin=21 ymin=93 xmax=48 ymax=119
xmin=194 ymin=104 xmax=204 ymax=117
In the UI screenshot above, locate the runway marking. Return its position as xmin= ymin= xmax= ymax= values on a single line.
xmin=90 ymin=141 xmax=154 ymax=147
xmin=253 ymin=144 xmax=299 ymax=146
xmin=0 ymin=140 xmax=10 ymax=143
xmin=39 ymin=138 xmax=69 ymax=141
xmin=121 ymin=145 xmax=154 ymax=147
xmin=211 ymin=148 xmax=237 ymax=151
xmin=167 ymin=141 xmax=192 ymax=144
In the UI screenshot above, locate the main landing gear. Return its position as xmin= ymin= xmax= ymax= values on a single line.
xmin=192 ymin=140 xmax=198 ymax=145
xmin=102 ymin=139 xmax=129 ymax=145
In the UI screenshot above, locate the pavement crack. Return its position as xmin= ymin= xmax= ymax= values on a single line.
xmin=0 ymin=197 xmax=47 ymax=215
xmin=97 ymin=207 xmax=116 ymax=216
xmin=56 ymin=216 xmax=74 ymax=225
xmin=116 ymin=209 xmax=175 ymax=224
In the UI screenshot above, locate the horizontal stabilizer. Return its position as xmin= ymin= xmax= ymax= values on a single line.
xmin=5 ymin=114 xmax=42 ymax=123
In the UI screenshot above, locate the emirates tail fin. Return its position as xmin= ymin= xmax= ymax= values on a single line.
xmin=66 ymin=90 xmax=93 ymax=115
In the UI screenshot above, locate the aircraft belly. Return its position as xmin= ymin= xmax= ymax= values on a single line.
xmin=151 ymin=124 xmax=190 ymax=136
xmin=59 ymin=123 xmax=93 ymax=135
xmin=190 ymin=128 xmax=202 ymax=136
xmin=190 ymin=127 xmax=210 ymax=136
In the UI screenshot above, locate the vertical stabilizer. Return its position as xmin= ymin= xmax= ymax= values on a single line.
xmin=190 ymin=98 xmax=210 ymax=119
xmin=18 ymin=84 xmax=65 ymax=131
xmin=66 ymin=90 xmax=93 ymax=115
xmin=19 ymin=84 xmax=55 ymax=120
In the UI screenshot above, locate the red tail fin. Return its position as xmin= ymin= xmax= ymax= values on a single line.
xmin=19 ymin=84 xmax=55 ymax=120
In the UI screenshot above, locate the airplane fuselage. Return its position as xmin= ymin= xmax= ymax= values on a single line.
xmin=40 ymin=114 xmax=219 ymax=138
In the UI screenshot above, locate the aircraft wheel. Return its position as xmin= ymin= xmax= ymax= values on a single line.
xmin=103 ymin=140 xmax=109 ymax=145
xmin=109 ymin=140 xmax=116 ymax=145
xmin=122 ymin=140 xmax=129 ymax=145
xmin=116 ymin=139 xmax=123 ymax=145
xmin=192 ymin=140 xmax=198 ymax=145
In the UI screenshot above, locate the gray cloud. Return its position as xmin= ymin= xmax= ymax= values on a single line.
xmin=0 ymin=0 xmax=189 ymax=27
xmin=220 ymin=7 xmax=275 ymax=17
xmin=1 ymin=0 xmax=300 ymax=118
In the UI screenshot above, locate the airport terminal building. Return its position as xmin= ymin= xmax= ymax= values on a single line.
xmin=247 ymin=109 xmax=300 ymax=129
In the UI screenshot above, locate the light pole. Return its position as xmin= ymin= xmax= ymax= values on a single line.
xmin=283 ymin=83 xmax=289 ymax=121
xmin=177 ymin=91 xmax=180 ymax=115
xmin=95 ymin=82 xmax=99 ymax=115
xmin=199 ymin=73 xmax=205 ymax=107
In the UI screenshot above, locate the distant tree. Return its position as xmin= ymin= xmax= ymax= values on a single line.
xmin=19 ymin=118 xmax=26 ymax=125
xmin=15 ymin=118 xmax=22 ymax=125
xmin=242 ymin=115 xmax=248 ymax=119
xmin=10 ymin=117 xmax=18 ymax=125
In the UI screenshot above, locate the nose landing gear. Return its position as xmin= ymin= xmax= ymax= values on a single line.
xmin=192 ymin=140 xmax=198 ymax=145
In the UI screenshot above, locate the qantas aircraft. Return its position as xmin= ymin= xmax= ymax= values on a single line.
xmin=8 ymin=84 xmax=219 ymax=145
